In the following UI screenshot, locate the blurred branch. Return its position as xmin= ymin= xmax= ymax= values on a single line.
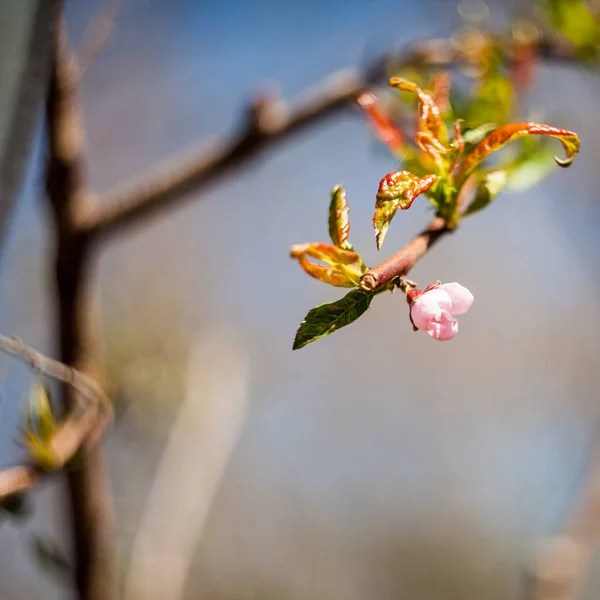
xmin=124 ymin=330 xmax=249 ymax=600
xmin=77 ymin=0 xmax=121 ymax=78
xmin=80 ymin=31 xmax=585 ymax=241
xmin=45 ymin=20 xmax=117 ymax=600
xmin=531 ymin=448 xmax=600 ymax=600
xmin=0 ymin=334 xmax=111 ymax=500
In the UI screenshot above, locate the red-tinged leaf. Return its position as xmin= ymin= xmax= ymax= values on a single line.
xmin=290 ymin=242 xmax=364 ymax=287
xmin=448 ymin=120 xmax=465 ymax=174
xmin=389 ymin=77 xmax=447 ymax=143
xmin=456 ymin=122 xmax=580 ymax=183
xmin=357 ymin=92 xmax=405 ymax=153
xmin=328 ymin=185 xmax=351 ymax=249
xmin=509 ymin=42 xmax=539 ymax=91
xmin=430 ymin=71 xmax=452 ymax=114
xmin=373 ymin=171 xmax=438 ymax=250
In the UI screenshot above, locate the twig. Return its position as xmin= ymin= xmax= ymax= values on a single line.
xmin=0 ymin=334 xmax=111 ymax=500
xmin=531 ymin=445 xmax=600 ymax=600
xmin=46 ymin=20 xmax=117 ymax=600
xmin=77 ymin=0 xmax=121 ymax=78
xmin=78 ymin=32 xmax=584 ymax=241
xmin=123 ymin=330 xmax=249 ymax=600
xmin=360 ymin=217 xmax=452 ymax=291
xmin=0 ymin=334 xmax=110 ymax=410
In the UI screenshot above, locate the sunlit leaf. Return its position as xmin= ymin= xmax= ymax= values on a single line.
xmin=457 ymin=122 xmax=580 ymax=183
xmin=389 ymin=77 xmax=447 ymax=143
xmin=357 ymin=92 xmax=405 ymax=154
xmin=328 ymin=185 xmax=351 ymax=249
xmin=22 ymin=431 xmax=59 ymax=471
xmin=20 ymin=382 xmax=60 ymax=471
xmin=374 ymin=171 xmax=438 ymax=249
xmin=462 ymin=170 xmax=507 ymax=217
xmin=28 ymin=383 xmax=54 ymax=443
xmin=504 ymin=143 xmax=557 ymax=191
xmin=293 ymin=288 xmax=375 ymax=350
xmin=21 ymin=383 xmax=60 ymax=471
xmin=461 ymin=123 xmax=499 ymax=148
xmin=290 ymin=242 xmax=365 ymax=288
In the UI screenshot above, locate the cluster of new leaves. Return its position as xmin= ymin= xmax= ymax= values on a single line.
xmin=1 ymin=384 xmax=63 ymax=520
xmin=291 ymin=74 xmax=579 ymax=349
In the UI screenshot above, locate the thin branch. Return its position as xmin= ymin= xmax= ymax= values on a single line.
xmin=0 ymin=334 xmax=111 ymax=500
xmin=123 ymin=330 xmax=249 ymax=600
xmin=47 ymin=20 xmax=118 ymax=600
xmin=531 ymin=445 xmax=600 ymax=600
xmin=77 ymin=0 xmax=121 ymax=78
xmin=0 ymin=334 xmax=110 ymax=410
xmin=79 ymin=32 xmax=584 ymax=241
xmin=360 ymin=218 xmax=452 ymax=291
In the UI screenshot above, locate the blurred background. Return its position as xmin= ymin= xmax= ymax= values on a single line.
xmin=1 ymin=0 xmax=600 ymax=598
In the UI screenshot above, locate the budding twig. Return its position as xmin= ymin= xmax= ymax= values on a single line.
xmin=0 ymin=334 xmax=112 ymax=500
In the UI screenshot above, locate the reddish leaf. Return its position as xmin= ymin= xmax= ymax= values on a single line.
xmin=430 ymin=71 xmax=452 ymax=114
xmin=374 ymin=171 xmax=438 ymax=249
xmin=389 ymin=77 xmax=446 ymax=143
xmin=357 ymin=92 xmax=405 ymax=153
xmin=290 ymin=243 xmax=364 ymax=288
xmin=328 ymin=185 xmax=351 ymax=249
xmin=456 ymin=122 xmax=580 ymax=183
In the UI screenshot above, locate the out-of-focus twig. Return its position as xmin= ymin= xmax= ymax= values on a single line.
xmin=531 ymin=446 xmax=600 ymax=600
xmin=77 ymin=0 xmax=121 ymax=78
xmin=0 ymin=334 xmax=111 ymax=500
xmin=0 ymin=334 xmax=110 ymax=410
xmin=45 ymin=19 xmax=117 ymax=600
xmin=79 ymin=32 xmax=587 ymax=241
xmin=123 ymin=330 xmax=250 ymax=600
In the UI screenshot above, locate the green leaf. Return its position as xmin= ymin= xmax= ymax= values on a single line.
xmin=463 ymin=170 xmax=507 ymax=217
xmin=461 ymin=123 xmax=499 ymax=151
xmin=328 ymin=185 xmax=351 ymax=249
xmin=543 ymin=0 xmax=600 ymax=54
xmin=504 ymin=143 xmax=557 ymax=191
xmin=293 ymin=289 xmax=375 ymax=350
xmin=28 ymin=383 xmax=55 ymax=443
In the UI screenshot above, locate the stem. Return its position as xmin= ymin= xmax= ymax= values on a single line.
xmin=45 ymin=21 xmax=116 ymax=600
xmin=360 ymin=217 xmax=452 ymax=291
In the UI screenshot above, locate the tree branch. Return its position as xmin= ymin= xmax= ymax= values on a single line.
xmin=78 ymin=31 xmax=584 ymax=242
xmin=0 ymin=334 xmax=111 ymax=500
xmin=530 ymin=445 xmax=600 ymax=600
xmin=46 ymin=20 xmax=117 ymax=600
xmin=360 ymin=217 xmax=452 ymax=290
xmin=77 ymin=0 xmax=121 ymax=79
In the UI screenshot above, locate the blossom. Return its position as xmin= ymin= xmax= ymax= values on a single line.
xmin=409 ymin=282 xmax=473 ymax=341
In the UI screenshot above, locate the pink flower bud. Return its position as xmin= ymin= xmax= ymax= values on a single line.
xmin=409 ymin=282 xmax=473 ymax=341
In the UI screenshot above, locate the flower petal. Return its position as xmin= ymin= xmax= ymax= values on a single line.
xmin=410 ymin=288 xmax=452 ymax=330
xmin=437 ymin=282 xmax=474 ymax=315
xmin=427 ymin=312 xmax=458 ymax=341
